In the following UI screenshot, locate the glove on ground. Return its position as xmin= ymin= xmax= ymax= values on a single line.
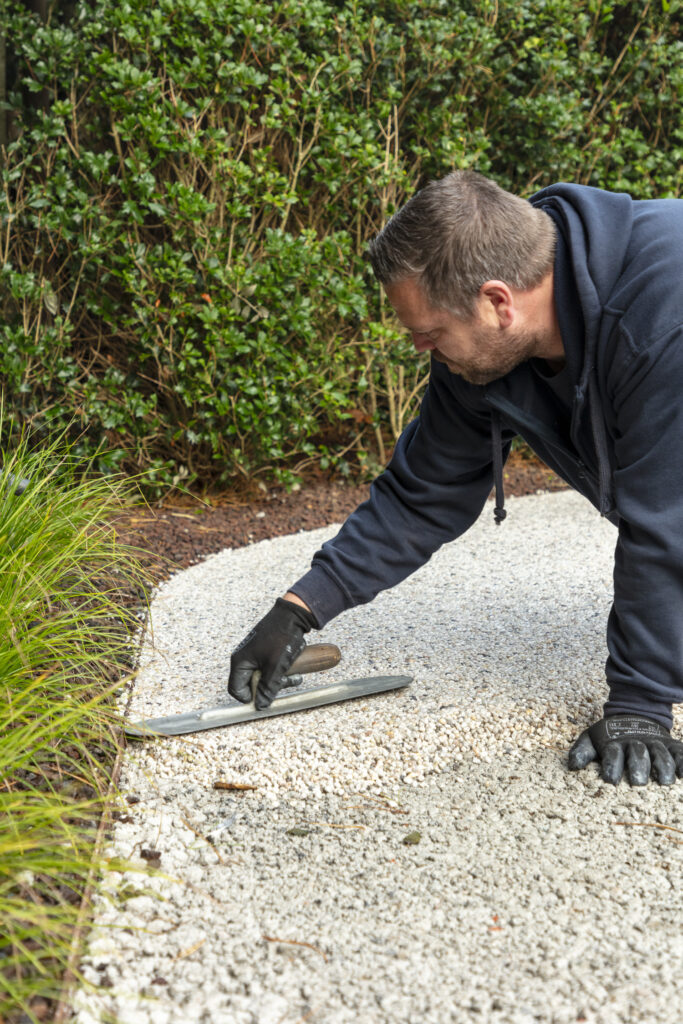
xmin=228 ymin=598 xmax=317 ymax=709
xmin=568 ymin=714 xmax=683 ymax=786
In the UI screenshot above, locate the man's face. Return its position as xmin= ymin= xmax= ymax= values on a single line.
xmin=384 ymin=277 xmax=543 ymax=386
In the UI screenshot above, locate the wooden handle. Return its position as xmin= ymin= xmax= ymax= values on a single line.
xmin=288 ymin=643 xmax=341 ymax=676
xmin=250 ymin=643 xmax=341 ymax=703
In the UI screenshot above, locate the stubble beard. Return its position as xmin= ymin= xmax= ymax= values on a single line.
xmin=435 ymin=324 xmax=550 ymax=386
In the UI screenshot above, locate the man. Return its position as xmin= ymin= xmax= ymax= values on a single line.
xmin=229 ymin=171 xmax=683 ymax=787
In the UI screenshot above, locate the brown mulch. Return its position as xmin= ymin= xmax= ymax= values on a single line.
xmin=113 ymin=453 xmax=567 ymax=577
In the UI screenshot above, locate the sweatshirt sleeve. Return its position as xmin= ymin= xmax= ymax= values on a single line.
xmin=290 ymin=359 xmax=512 ymax=627
xmin=603 ymin=325 xmax=683 ymax=729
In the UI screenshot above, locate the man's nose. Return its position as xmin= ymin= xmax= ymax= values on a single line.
xmin=411 ymin=333 xmax=435 ymax=353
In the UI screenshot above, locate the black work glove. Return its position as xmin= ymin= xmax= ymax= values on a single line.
xmin=568 ymin=714 xmax=683 ymax=786
xmin=228 ymin=598 xmax=317 ymax=710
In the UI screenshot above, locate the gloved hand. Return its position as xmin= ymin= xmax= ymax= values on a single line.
xmin=568 ymin=714 xmax=683 ymax=786
xmin=228 ymin=598 xmax=317 ymax=710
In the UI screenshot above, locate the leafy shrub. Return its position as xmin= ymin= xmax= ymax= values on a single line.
xmin=1 ymin=0 xmax=681 ymax=493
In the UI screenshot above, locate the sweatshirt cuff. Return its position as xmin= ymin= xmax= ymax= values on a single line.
xmin=604 ymin=684 xmax=673 ymax=731
xmin=288 ymin=564 xmax=355 ymax=629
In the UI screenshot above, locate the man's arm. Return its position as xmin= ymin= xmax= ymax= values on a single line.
xmin=283 ymin=591 xmax=311 ymax=611
xmin=604 ymin=326 xmax=683 ymax=728
xmin=570 ymin=325 xmax=683 ymax=784
xmin=288 ymin=359 xmax=512 ymax=627
xmin=230 ymin=358 xmax=513 ymax=703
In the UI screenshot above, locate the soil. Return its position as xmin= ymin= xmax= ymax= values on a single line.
xmin=113 ymin=452 xmax=568 ymax=577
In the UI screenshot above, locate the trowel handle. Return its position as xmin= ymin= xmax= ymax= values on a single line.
xmin=287 ymin=643 xmax=341 ymax=676
xmin=250 ymin=643 xmax=341 ymax=703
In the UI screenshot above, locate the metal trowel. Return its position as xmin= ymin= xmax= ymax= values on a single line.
xmin=125 ymin=643 xmax=412 ymax=737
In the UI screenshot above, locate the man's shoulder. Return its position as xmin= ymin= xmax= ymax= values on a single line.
xmin=607 ymin=199 xmax=683 ymax=343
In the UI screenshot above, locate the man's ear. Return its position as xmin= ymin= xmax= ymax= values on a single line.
xmin=478 ymin=280 xmax=515 ymax=327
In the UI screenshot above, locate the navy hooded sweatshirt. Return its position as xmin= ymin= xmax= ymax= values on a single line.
xmin=291 ymin=184 xmax=683 ymax=729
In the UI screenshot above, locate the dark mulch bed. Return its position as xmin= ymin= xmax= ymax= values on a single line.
xmin=114 ymin=453 xmax=567 ymax=575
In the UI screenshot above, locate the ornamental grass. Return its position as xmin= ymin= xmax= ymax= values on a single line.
xmin=0 ymin=424 xmax=148 ymax=1024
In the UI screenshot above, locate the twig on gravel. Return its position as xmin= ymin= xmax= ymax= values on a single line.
xmin=213 ymin=780 xmax=257 ymax=791
xmin=284 ymin=1004 xmax=322 ymax=1024
xmin=615 ymin=821 xmax=683 ymax=839
xmin=262 ymin=935 xmax=329 ymax=961
xmin=276 ymin=1003 xmax=321 ymax=1024
xmin=344 ymin=794 xmax=408 ymax=814
xmin=178 ymin=809 xmax=227 ymax=864
xmin=306 ymin=821 xmax=366 ymax=830
xmin=173 ymin=937 xmax=206 ymax=960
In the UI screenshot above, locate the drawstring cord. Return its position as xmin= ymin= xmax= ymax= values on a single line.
xmin=488 ymin=376 xmax=612 ymax=527
xmin=491 ymin=410 xmax=507 ymax=525
xmin=587 ymin=373 xmax=613 ymax=516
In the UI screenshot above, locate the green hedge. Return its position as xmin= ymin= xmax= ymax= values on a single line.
xmin=1 ymin=0 xmax=681 ymax=493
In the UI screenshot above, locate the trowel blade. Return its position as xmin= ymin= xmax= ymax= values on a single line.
xmin=125 ymin=674 xmax=412 ymax=738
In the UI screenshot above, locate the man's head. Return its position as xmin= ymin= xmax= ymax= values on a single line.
xmin=384 ymin=275 xmax=556 ymax=386
xmin=368 ymin=171 xmax=563 ymax=384
xmin=367 ymin=170 xmax=556 ymax=321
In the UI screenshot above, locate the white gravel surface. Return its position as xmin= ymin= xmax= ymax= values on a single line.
xmin=73 ymin=490 xmax=683 ymax=1024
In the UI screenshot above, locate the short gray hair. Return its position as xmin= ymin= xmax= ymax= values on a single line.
xmin=367 ymin=171 xmax=556 ymax=319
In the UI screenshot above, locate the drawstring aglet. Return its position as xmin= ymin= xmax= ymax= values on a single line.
xmin=491 ymin=409 xmax=507 ymax=526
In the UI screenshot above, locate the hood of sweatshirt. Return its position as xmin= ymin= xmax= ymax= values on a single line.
xmin=489 ymin=183 xmax=637 ymax=524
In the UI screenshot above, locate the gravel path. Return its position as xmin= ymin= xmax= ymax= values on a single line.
xmin=73 ymin=491 xmax=683 ymax=1024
